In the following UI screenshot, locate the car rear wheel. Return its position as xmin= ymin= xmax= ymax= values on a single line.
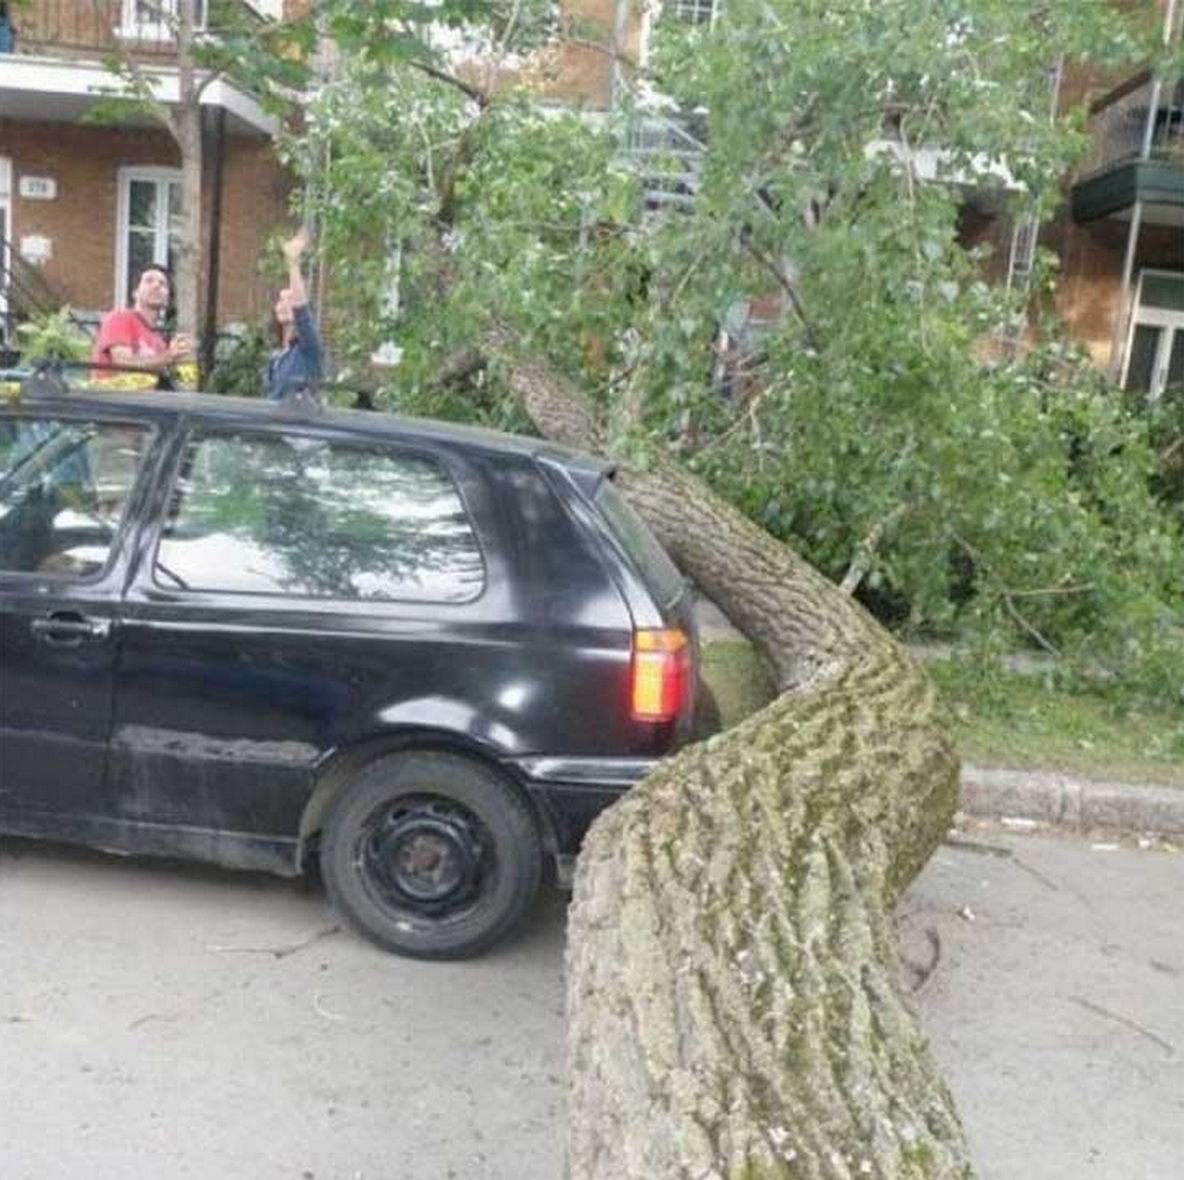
xmin=319 ymin=752 xmax=542 ymax=960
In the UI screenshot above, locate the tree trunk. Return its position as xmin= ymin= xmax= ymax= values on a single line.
xmin=172 ymin=0 xmax=203 ymax=342
xmin=494 ymin=337 xmax=973 ymax=1180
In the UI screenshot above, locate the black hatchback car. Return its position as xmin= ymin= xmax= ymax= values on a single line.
xmin=0 ymin=386 xmax=698 ymax=958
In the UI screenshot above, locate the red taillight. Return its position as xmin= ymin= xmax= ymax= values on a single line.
xmin=630 ymin=628 xmax=690 ymax=722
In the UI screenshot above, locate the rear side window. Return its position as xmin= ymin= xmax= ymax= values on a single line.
xmin=593 ymin=477 xmax=684 ymax=606
xmin=0 ymin=414 xmax=151 ymax=579
xmin=155 ymin=430 xmax=486 ymax=603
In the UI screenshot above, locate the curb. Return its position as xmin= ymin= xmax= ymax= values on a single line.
xmin=959 ymin=764 xmax=1184 ymax=836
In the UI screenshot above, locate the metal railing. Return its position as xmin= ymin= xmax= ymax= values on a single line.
xmin=7 ymin=0 xmax=185 ymax=57
xmin=1079 ymin=72 xmax=1184 ymax=178
xmin=0 ymin=234 xmax=93 ymax=353
xmin=1 ymin=0 xmax=266 ymax=60
xmin=623 ymin=112 xmax=706 ymax=212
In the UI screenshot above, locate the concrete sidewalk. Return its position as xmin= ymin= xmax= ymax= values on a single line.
xmin=959 ymin=764 xmax=1184 ymax=836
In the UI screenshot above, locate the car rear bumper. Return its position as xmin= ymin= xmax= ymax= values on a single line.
xmin=508 ymin=756 xmax=661 ymax=859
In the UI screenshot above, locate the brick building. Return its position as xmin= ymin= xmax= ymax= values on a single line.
xmin=0 ymin=0 xmax=291 ymax=351
xmin=1052 ymin=6 xmax=1184 ymax=396
xmin=1 ymin=0 xmax=1179 ymax=391
xmin=553 ymin=0 xmax=1182 ymax=395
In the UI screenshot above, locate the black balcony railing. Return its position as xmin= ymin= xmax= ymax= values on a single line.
xmin=1080 ymin=72 xmax=1184 ymax=179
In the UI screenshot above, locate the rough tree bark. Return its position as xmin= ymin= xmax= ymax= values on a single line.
xmin=493 ymin=339 xmax=973 ymax=1180
xmin=172 ymin=0 xmax=204 ymax=342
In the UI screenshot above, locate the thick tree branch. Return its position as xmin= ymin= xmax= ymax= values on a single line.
xmin=408 ymin=58 xmax=490 ymax=108
xmin=740 ymin=237 xmax=823 ymax=353
xmin=484 ymin=335 xmax=968 ymax=1179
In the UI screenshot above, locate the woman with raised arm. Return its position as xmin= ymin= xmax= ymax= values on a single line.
xmin=265 ymin=228 xmax=324 ymax=401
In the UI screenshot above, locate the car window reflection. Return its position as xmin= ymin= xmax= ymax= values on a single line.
xmin=156 ymin=432 xmax=486 ymax=603
xmin=0 ymin=417 xmax=150 ymax=579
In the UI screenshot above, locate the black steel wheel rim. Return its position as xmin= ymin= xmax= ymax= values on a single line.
xmin=357 ymin=795 xmax=493 ymax=920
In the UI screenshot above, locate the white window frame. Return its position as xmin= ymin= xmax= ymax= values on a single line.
xmin=116 ymin=0 xmax=208 ymax=43
xmin=114 ymin=166 xmax=183 ymax=308
xmin=1121 ymin=268 xmax=1184 ymax=399
xmin=0 ymin=157 xmax=11 ymax=346
xmin=668 ymin=0 xmax=718 ymax=27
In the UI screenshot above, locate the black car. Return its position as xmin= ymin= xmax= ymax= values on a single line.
xmin=0 ymin=387 xmax=698 ymax=958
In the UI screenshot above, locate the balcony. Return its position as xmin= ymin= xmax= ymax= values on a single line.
xmin=1071 ymin=72 xmax=1184 ymax=224
xmin=7 ymin=1 xmax=213 ymax=59
xmin=0 ymin=1 xmax=276 ymax=136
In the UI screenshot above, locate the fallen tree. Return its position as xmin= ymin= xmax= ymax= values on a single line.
xmin=260 ymin=5 xmax=1166 ymax=1173
xmin=497 ymin=343 xmax=970 ymax=1180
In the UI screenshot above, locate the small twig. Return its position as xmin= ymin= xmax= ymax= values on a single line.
xmin=908 ymin=928 xmax=943 ymax=994
xmin=943 ymin=836 xmax=1013 ymax=858
xmin=840 ymin=503 xmax=911 ymax=595
xmin=558 ymin=30 xmax=643 ymax=69
xmin=415 ymin=118 xmax=437 ymax=200
xmin=693 ymin=390 xmax=769 ymax=457
xmin=663 ymin=255 xmax=707 ymax=313
xmin=943 ymin=836 xmax=1059 ymax=891
xmin=206 ymin=924 xmax=340 ymax=960
xmin=128 ymin=1011 xmax=182 ymax=1031
xmin=739 ymin=238 xmax=822 ymax=354
xmin=408 ymin=59 xmax=489 ymax=108
xmin=1007 ymin=583 xmax=1095 ymax=599
xmin=313 ymin=992 xmax=346 ymax=1023
xmin=1157 ymin=435 xmax=1183 ymax=466
xmin=1001 ymin=596 xmax=1061 ymax=657
xmin=1068 ymin=996 xmax=1174 ymax=1056
xmin=950 ymin=531 xmax=1062 ymax=657
xmin=495 ymin=0 xmax=524 ymax=59
xmin=1008 ymin=855 xmax=1061 ymax=893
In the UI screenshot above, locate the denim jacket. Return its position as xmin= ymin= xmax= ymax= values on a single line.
xmin=265 ymin=303 xmax=324 ymax=400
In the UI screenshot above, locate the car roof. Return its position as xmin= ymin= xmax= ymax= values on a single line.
xmin=3 ymin=385 xmax=613 ymax=483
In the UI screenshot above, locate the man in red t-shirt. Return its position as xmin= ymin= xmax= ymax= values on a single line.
xmin=91 ymin=265 xmax=193 ymax=381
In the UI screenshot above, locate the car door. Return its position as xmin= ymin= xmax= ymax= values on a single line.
xmin=0 ymin=405 xmax=159 ymax=835
xmin=106 ymin=419 xmax=507 ymax=871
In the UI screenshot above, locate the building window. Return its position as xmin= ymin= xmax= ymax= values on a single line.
xmin=1123 ymin=270 xmax=1184 ymax=400
xmin=117 ymin=0 xmax=208 ymax=42
xmin=115 ymin=168 xmax=182 ymax=309
xmin=667 ymin=0 xmax=717 ymax=26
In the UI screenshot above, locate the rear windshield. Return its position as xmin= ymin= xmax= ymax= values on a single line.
xmin=593 ymin=477 xmax=685 ymax=606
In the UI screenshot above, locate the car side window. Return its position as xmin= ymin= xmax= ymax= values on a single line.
xmin=0 ymin=415 xmax=152 ymax=579
xmin=155 ymin=429 xmax=486 ymax=603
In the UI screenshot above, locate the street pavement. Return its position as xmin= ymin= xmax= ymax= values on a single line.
xmin=1 ymin=827 xmax=1181 ymax=1180
xmin=899 ymin=825 xmax=1183 ymax=1180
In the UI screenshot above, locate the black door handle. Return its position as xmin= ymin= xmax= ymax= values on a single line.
xmin=30 ymin=612 xmax=113 ymax=644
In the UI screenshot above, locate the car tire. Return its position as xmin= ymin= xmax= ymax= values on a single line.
xmin=319 ymin=751 xmax=542 ymax=960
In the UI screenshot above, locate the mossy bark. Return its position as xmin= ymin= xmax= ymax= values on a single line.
xmin=496 ymin=339 xmax=971 ymax=1180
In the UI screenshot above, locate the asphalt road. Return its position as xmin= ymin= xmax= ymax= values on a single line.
xmin=1 ymin=827 xmax=1181 ymax=1180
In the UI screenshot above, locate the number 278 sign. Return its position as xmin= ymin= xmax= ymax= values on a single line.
xmin=19 ymin=176 xmax=57 ymax=201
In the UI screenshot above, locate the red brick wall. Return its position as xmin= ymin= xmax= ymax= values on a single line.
xmin=0 ymin=117 xmax=290 ymax=328
xmin=1047 ymin=213 xmax=1182 ymax=367
xmin=211 ymin=135 xmax=294 ymax=326
xmin=0 ymin=119 xmax=176 ymax=312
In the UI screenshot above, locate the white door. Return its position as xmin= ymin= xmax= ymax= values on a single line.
xmin=115 ymin=167 xmax=182 ymax=307
xmin=1123 ymin=270 xmax=1184 ymax=400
